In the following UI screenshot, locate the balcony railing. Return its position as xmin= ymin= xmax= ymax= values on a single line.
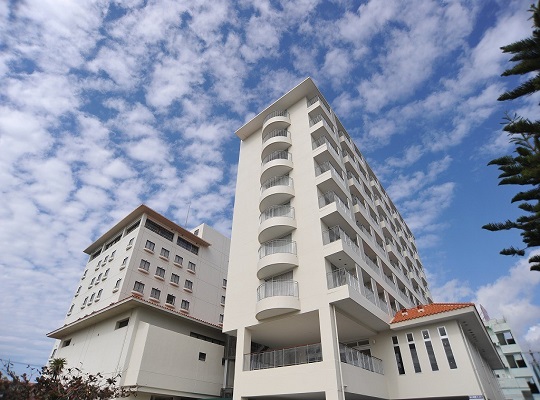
xmin=259 ymin=239 xmax=297 ymax=258
xmin=261 ymin=175 xmax=293 ymax=192
xmin=364 ymin=254 xmax=380 ymax=274
xmin=262 ymin=150 xmax=292 ymax=165
xmin=339 ymin=344 xmax=384 ymax=374
xmin=260 ymin=205 xmax=295 ymax=223
xmin=245 ymin=343 xmax=322 ymax=370
xmin=318 ymin=191 xmax=350 ymax=215
xmin=257 ymin=280 xmax=298 ymax=301
xmin=327 ymin=268 xmax=362 ymax=293
xmin=322 ymin=226 xmax=361 ymax=255
xmin=307 ymin=95 xmax=331 ymax=116
xmin=264 ymin=110 xmax=289 ymax=124
xmin=262 ymin=128 xmax=289 ymax=143
xmin=312 ymin=136 xmax=340 ymax=156
xmin=315 ymin=161 xmax=344 ymax=181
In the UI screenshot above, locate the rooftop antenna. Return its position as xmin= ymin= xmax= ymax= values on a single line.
xmin=185 ymin=202 xmax=191 ymax=227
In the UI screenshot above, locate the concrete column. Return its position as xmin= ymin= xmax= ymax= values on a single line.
xmin=319 ymin=306 xmax=345 ymax=400
xmin=232 ymin=327 xmax=251 ymax=400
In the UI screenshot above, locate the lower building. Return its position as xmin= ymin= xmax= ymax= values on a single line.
xmin=48 ymin=205 xmax=230 ymax=400
xmin=485 ymin=317 xmax=540 ymax=400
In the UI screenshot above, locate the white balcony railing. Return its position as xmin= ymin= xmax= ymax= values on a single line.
xmin=261 ymin=175 xmax=293 ymax=192
xmin=339 ymin=344 xmax=384 ymax=374
xmin=259 ymin=239 xmax=297 ymax=259
xmin=264 ymin=110 xmax=289 ymax=124
xmin=312 ymin=136 xmax=340 ymax=157
xmin=262 ymin=128 xmax=289 ymax=143
xmin=318 ymin=191 xmax=351 ymax=216
xmin=260 ymin=205 xmax=295 ymax=223
xmin=315 ymin=161 xmax=344 ymax=181
xmin=262 ymin=150 xmax=292 ymax=165
xmin=246 ymin=343 xmax=322 ymax=370
xmin=322 ymin=226 xmax=361 ymax=257
xmin=257 ymin=280 xmax=299 ymax=301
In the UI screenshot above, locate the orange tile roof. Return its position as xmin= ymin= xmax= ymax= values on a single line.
xmin=390 ymin=303 xmax=475 ymax=324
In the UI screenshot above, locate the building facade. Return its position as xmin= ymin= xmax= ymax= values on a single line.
xmin=48 ymin=205 xmax=230 ymax=400
xmin=485 ymin=318 xmax=540 ymax=400
xmin=223 ymin=78 xmax=504 ymax=400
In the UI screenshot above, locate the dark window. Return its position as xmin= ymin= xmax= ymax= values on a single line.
xmin=126 ymin=220 xmax=140 ymax=235
xmin=133 ymin=281 xmax=145 ymax=294
xmin=150 ymin=288 xmax=161 ymax=299
xmin=104 ymin=234 xmax=122 ymax=250
xmin=199 ymin=352 xmax=206 ymax=361
xmin=62 ymin=339 xmax=71 ymax=347
xmin=116 ymin=318 xmax=129 ymax=329
xmin=392 ymin=336 xmax=405 ymax=375
xmin=145 ymin=219 xmax=174 ymax=241
xmin=174 ymin=255 xmax=183 ymax=265
xmin=422 ymin=330 xmax=439 ymax=371
xmin=497 ymin=331 xmax=516 ymax=345
xmin=441 ymin=337 xmax=457 ymax=369
xmin=160 ymin=248 xmax=170 ymax=259
xmin=145 ymin=240 xmax=155 ymax=252
xmin=139 ymin=259 xmax=150 ymax=271
xmin=407 ymin=333 xmax=421 ymax=373
xmin=177 ymin=236 xmax=199 ymax=255
xmin=190 ymin=332 xmax=225 ymax=346
xmin=155 ymin=267 xmax=165 ymax=278
xmin=166 ymin=294 xmax=175 ymax=305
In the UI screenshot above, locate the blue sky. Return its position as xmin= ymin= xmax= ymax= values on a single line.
xmin=1 ymin=0 xmax=539 ymax=369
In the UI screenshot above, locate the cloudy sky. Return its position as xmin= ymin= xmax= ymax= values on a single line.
xmin=1 ymin=0 xmax=540 ymax=369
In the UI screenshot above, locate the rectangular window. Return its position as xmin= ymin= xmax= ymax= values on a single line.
xmin=155 ymin=267 xmax=165 ymax=278
xmin=181 ymin=300 xmax=190 ymax=311
xmin=82 ymin=297 xmax=88 ymax=308
xmin=221 ymin=295 xmax=226 ymax=305
xmin=506 ymin=354 xmax=527 ymax=368
xmin=96 ymin=289 xmax=102 ymax=301
xmin=82 ymin=270 xmax=87 ymax=279
xmin=407 ymin=333 xmax=421 ymax=373
xmin=116 ymin=318 xmax=129 ymax=329
xmin=122 ymin=257 xmax=128 ymax=266
xmin=139 ymin=259 xmax=150 ymax=271
xmin=145 ymin=240 xmax=155 ymax=252
xmin=199 ymin=352 xmax=206 ymax=361
xmin=90 ymin=249 xmax=101 ymax=260
xmin=150 ymin=288 xmax=161 ymax=300
xmin=75 ymin=286 xmax=81 ymax=295
xmin=219 ymin=314 xmax=224 ymax=323
xmin=438 ymin=326 xmax=457 ymax=369
xmin=114 ymin=278 xmax=122 ymax=289
xmin=160 ymin=248 xmax=170 ymax=259
xmin=497 ymin=331 xmax=516 ymax=345
xmin=166 ymin=294 xmax=176 ymax=305
xmin=422 ymin=330 xmax=439 ymax=371
xmin=189 ymin=332 xmax=225 ymax=346
xmin=392 ymin=336 xmax=405 ymax=375
xmin=222 ymin=279 xmax=227 ymax=288
xmin=188 ymin=262 xmax=196 ymax=273
xmin=62 ymin=339 xmax=71 ymax=347
xmin=171 ymin=273 xmax=180 ymax=285
xmin=145 ymin=219 xmax=174 ymax=241
xmin=184 ymin=280 xmax=193 ymax=291
xmin=127 ymin=237 xmax=134 ymax=247
xmin=125 ymin=219 xmax=140 ymax=235
xmin=174 ymin=255 xmax=183 ymax=265
xmin=177 ymin=236 xmax=199 ymax=255
xmin=133 ymin=281 xmax=145 ymax=294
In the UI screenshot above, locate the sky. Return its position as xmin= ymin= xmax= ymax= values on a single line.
xmin=1 ymin=0 xmax=540 ymax=370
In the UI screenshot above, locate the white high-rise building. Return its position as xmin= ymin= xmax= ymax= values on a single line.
xmin=223 ymin=78 xmax=504 ymax=400
xmin=48 ymin=204 xmax=230 ymax=400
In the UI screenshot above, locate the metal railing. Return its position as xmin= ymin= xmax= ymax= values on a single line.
xmin=383 ymin=274 xmax=396 ymax=288
xmin=318 ymin=191 xmax=350 ymax=215
xmin=259 ymin=239 xmax=297 ymax=258
xmin=245 ymin=343 xmax=322 ymax=370
xmin=257 ymin=280 xmax=298 ymax=301
xmin=262 ymin=150 xmax=292 ymax=165
xmin=327 ymin=268 xmax=362 ymax=293
xmin=312 ymin=136 xmax=340 ymax=156
xmin=322 ymin=226 xmax=360 ymax=255
xmin=264 ymin=110 xmax=289 ymax=124
xmin=339 ymin=344 xmax=384 ymax=374
xmin=315 ymin=161 xmax=344 ymax=181
xmin=261 ymin=175 xmax=293 ymax=192
xmin=307 ymin=95 xmax=331 ymax=115
xmin=260 ymin=205 xmax=295 ymax=223
xmin=262 ymin=128 xmax=289 ymax=143
xmin=364 ymin=254 xmax=380 ymax=274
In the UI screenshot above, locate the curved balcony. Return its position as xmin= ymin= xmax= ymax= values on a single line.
xmin=258 ymin=205 xmax=296 ymax=243
xmin=257 ymin=239 xmax=298 ymax=279
xmin=262 ymin=110 xmax=291 ymax=137
xmin=260 ymin=151 xmax=293 ymax=184
xmin=259 ymin=176 xmax=294 ymax=212
xmin=262 ymin=129 xmax=291 ymax=160
xmin=256 ymin=280 xmax=300 ymax=320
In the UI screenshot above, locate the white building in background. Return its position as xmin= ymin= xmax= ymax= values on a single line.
xmin=48 ymin=204 xmax=230 ymax=400
xmin=485 ymin=318 xmax=540 ymax=400
xmin=223 ymin=77 xmax=505 ymax=400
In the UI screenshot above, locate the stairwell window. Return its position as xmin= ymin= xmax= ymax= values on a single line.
xmin=219 ymin=314 xmax=224 ymax=324
xmin=121 ymin=257 xmax=128 ymax=267
xmin=82 ymin=297 xmax=88 ymax=308
xmin=88 ymin=293 xmax=95 ymax=305
xmin=221 ymin=295 xmax=226 ymax=305
xmin=392 ymin=336 xmax=405 ymax=375
xmin=222 ymin=279 xmax=227 ymax=288
xmin=113 ymin=278 xmax=121 ymax=292
xmin=407 ymin=333 xmax=421 ymax=373
xmin=506 ymin=353 xmax=527 ymax=368
xmin=438 ymin=327 xmax=457 ymax=369
xmin=422 ymin=330 xmax=439 ymax=371
xmin=75 ymin=286 xmax=81 ymax=296
xmin=89 ymin=277 xmax=95 ymax=288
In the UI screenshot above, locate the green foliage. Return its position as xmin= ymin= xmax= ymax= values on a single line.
xmin=0 ymin=358 xmax=131 ymax=399
xmin=484 ymin=2 xmax=540 ymax=271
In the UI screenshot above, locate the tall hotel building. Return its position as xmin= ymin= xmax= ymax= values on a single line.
xmin=223 ymin=78 xmax=504 ymax=400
